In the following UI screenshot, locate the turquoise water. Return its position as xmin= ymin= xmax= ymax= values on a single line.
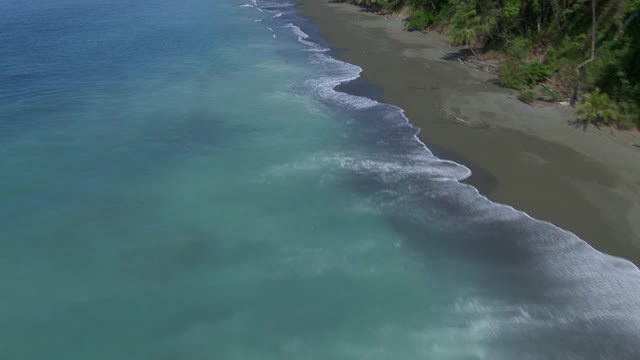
xmin=1 ymin=0 xmax=640 ymax=358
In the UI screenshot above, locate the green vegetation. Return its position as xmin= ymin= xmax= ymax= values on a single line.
xmin=541 ymin=86 xmax=562 ymax=102
xmin=499 ymin=60 xmax=551 ymax=89
xmin=518 ymin=90 xmax=537 ymax=104
xmin=340 ymin=0 xmax=391 ymax=11
xmin=575 ymin=88 xmax=631 ymax=128
xmin=342 ymin=0 xmax=640 ymax=129
xmin=407 ymin=9 xmax=435 ymax=31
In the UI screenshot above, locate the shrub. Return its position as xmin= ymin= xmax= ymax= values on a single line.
xmin=518 ymin=90 xmax=537 ymax=104
xmin=407 ymin=9 xmax=435 ymax=31
xmin=541 ymin=86 xmax=562 ymax=102
xmin=507 ymin=37 xmax=532 ymax=59
xmin=498 ymin=60 xmax=529 ymax=89
xmin=525 ymin=61 xmax=551 ymax=85
xmin=616 ymin=102 xmax=640 ymax=130
xmin=498 ymin=60 xmax=552 ymax=89
xmin=575 ymin=88 xmax=622 ymax=127
xmin=351 ymin=0 xmax=390 ymax=11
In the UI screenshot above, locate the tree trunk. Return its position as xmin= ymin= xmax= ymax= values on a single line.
xmin=469 ymin=44 xmax=480 ymax=58
xmin=571 ymin=0 xmax=597 ymax=105
xmin=591 ymin=0 xmax=596 ymax=60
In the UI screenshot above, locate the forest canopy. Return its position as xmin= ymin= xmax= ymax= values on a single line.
xmin=340 ymin=0 xmax=640 ymax=128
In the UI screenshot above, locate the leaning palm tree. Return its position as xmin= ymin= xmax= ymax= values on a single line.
xmin=448 ymin=6 xmax=482 ymax=58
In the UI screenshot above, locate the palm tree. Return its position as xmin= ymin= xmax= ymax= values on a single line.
xmin=575 ymin=88 xmax=621 ymax=126
xmin=448 ymin=6 xmax=482 ymax=57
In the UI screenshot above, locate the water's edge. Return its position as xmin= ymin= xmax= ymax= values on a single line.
xmin=268 ymin=0 xmax=640 ymax=272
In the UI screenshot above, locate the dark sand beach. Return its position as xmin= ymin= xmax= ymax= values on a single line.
xmin=298 ymin=0 xmax=640 ymax=264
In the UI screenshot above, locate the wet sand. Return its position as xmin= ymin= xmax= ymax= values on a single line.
xmin=297 ymin=0 xmax=640 ymax=264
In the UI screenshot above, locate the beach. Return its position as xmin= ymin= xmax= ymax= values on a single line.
xmin=3 ymin=0 xmax=640 ymax=357
xmin=297 ymin=0 xmax=640 ymax=265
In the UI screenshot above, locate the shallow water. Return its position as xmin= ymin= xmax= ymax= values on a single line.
xmin=1 ymin=0 xmax=639 ymax=358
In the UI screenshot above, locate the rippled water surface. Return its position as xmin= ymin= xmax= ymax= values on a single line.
xmin=1 ymin=0 xmax=639 ymax=358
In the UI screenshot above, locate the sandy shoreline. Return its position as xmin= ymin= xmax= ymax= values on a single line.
xmin=296 ymin=0 xmax=640 ymax=264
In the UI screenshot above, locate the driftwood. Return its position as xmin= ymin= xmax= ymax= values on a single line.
xmin=457 ymin=58 xmax=474 ymax=69
xmin=467 ymin=59 xmax=499 ymax=69
xmin=445 ymin=110 xmax=472 ymax=125
xmin=457 ymin=58 xmax=500 ymax=73
xmin=444 ymin=110 xmax=491 ymax=129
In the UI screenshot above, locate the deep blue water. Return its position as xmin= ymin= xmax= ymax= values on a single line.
xmin=1 ymin=0 xmax=640 ymax=358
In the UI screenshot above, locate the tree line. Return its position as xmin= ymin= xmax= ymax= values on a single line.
xmin=340 ymin=0 xmax=640 ymax=128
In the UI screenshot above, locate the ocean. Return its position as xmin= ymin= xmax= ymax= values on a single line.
xmin=1 ymin=0 xmax=639 ymax=358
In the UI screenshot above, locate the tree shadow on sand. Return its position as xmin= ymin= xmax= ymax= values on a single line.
xmin=441 ymin=48 xmax=476 ymax=62
xmin=568 ymin=119 xmax=591 ymax=131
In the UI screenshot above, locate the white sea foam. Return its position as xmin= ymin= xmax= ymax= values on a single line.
xmin=329 ymin=154 xmax=469 ymax=182
xmin=255 ymin=0 xmax=296 ymax=9
xmin=285 ymin=17 xmax=640 ymax=275
xmin=269 ymin=3 xmax=640 ymax=353
xmin=283 ymin=23 xmax=329 ymax=51
xmin=241 ymin=1 xmax=262 ymax=12
xmin=305 ymin=54 xmax=379 ymax=109
xmin=278 ymin=9 xmax=640 ymax=276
